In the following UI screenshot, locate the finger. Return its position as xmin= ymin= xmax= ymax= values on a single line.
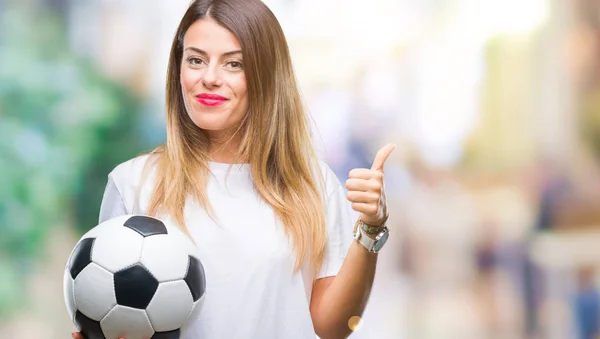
xmin=347 ymin=190 xmax=379 ymax=203
xmin=371 ymin=143 xmax=396 ymax=172
xmin=346 ymin=178 xmax=381 ymax=192
xmin=348 ymin=168 xmax=383 ymax=180
xmin=351 ymin=202 xmax=378 ymax=215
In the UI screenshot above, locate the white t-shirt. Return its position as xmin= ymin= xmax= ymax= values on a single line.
xmin=98 ymin=155 xmax=354 ymax=339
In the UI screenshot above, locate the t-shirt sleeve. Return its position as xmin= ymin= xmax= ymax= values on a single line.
xmin=317 ymin=170 xmax=356 ymax=279
xmin=98 ymin=174 xmax=129 ymax=224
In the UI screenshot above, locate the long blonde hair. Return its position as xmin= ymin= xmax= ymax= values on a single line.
xmin=141 ymin=0 xmax=327 ymax=274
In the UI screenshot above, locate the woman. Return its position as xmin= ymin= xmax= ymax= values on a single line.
xmin=73 ymin=0 xmax=394 ymax=338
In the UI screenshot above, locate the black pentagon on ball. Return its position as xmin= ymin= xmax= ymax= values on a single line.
xmin=114 ymin=264 xmax=159 ymax=309
xmin=152 ymin=329 xmax=181 ymax=339
xmin=184 ymin=256 xmax=206 ymax=302
xmin=124 ymin=215 xmax=168 ymax=237
xmin=74 ymin=310 xmax=106 ymax=339
xmin=69 ymin=238 xmax=96 ymax=279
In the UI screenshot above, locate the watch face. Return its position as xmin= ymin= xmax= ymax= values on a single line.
xmin=373 ymin=230 xmax=389 ymax=252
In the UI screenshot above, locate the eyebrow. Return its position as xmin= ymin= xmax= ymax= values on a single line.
xmin=184 ymin=47 xmax=242 ymax=57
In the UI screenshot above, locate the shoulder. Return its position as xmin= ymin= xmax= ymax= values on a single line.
xmin=105 ymin=153 xmax=158 ymax=213
xmin=107 ymin=153 xmax=159 ymax=199
xmin=314 ymin=158 xmax=344 ymax=201
xmin=109 ymin=154 xmax=155 ymax=183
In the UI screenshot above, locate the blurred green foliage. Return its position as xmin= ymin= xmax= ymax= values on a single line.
xmin=0 ymin=4 xmax=157 ymax=318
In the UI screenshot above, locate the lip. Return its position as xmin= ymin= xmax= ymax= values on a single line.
xmin=196 ymin=93 xmax=228 ymax=107
xmin=197 ymin=93 xmax=228 ymax=100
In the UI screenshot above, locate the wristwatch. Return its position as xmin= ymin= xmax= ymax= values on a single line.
xmin=353 ymin=220 xmax=390 ymax=253
xmin=357 ymin=219 xmax=386 ymax=235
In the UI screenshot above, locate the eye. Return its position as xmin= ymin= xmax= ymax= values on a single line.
xmin=226 ymin=61 xmax=243 ymax=70
xmin=187 ymin=57 xmax=205 ymax=66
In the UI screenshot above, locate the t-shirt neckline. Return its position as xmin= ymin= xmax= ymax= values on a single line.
xmin=208 ymin=161 xmax=250 ymax=172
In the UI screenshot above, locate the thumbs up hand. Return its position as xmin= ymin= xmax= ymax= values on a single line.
xmin=345 ymin=144 xmax=396 ymax=227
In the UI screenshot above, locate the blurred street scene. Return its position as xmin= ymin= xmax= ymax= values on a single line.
xmin=1 ymin=0 xmax=600 ymax=338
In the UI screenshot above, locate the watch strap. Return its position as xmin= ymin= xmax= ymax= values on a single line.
xmin=354 ymin=225 xmax=389 ymax=253
xmin=354 ymin=227 xmax=376 ymax=252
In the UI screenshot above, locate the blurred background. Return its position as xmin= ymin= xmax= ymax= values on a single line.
xmin=1 ymin=0 xmax=600 ymax=338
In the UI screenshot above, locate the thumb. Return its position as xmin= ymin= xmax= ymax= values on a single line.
xmin=371 ymin=144 xmax=396 ymax=172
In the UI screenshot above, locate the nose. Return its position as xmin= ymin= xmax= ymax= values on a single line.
xmin=201 ymin=64 xmax=222 ymax=88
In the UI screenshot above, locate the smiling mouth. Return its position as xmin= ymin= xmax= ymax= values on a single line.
xmin=196 ymin=94 xmax=228 ymax=107
xmin=197 ymin=98 xmax=227 ymax=106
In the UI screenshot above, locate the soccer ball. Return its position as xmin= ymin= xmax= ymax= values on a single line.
xmin=63 ymin=215 xmax=206 ymax=339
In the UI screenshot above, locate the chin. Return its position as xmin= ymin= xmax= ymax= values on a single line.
xmin=190 ymin=112 xmax=234 ymax=132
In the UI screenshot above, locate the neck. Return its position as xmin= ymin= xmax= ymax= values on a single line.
xmin=210 ymin=150 xmax=239 ymax=163
xmin=208 ymin=135 xmax=245 ymax=164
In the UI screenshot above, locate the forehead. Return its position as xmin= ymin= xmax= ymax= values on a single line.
xmin=183 ymin=17 xmax=241 ymax=53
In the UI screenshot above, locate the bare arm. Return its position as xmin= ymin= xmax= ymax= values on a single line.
xmin=310 ymin=144 xmax=396 ymax=338
xmin=310 ymin=242 xmax=377 ymax=338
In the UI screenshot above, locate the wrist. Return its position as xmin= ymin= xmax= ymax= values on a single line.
xmin=355 ymin=219 xmax=386 ymax=239
xmin=361 ymin=213 xmax=388 ymax=228
xmin=353 ymin=221 xmax=390 ymax=253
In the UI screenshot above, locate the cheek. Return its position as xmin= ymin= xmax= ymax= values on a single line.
xmin=180 ymin=68 xmax=197 ymax=92
xmin=231 ymin=75 xmax=248 ymax=99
